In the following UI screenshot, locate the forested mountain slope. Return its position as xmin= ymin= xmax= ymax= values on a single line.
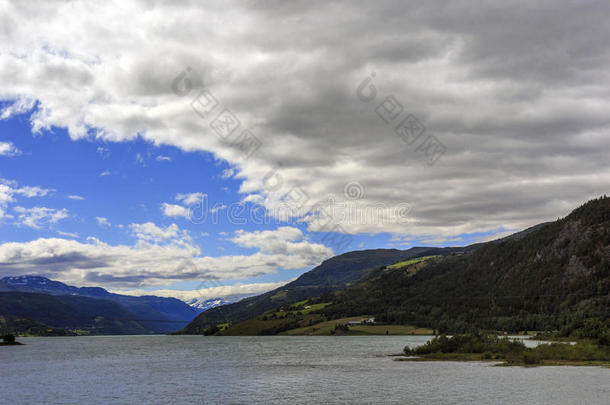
xmin=180 ymin=247 xmax=472 ymax=333
xmin=319 ymin=196 xmax=610 ymax=336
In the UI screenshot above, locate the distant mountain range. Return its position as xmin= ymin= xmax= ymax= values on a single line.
xmin=0 ymin=276 xmax=204 ymax=335
xmin=184 ymin=296 xmax=235 ymax=311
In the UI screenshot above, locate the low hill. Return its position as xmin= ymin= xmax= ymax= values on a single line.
xmin=0 ymin=292 xmax=152 ymax=335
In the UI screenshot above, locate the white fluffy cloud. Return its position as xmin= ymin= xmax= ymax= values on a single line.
xmin=221 ymin=168 xmax=235 ymax=179
xmin=0 ymin=180 xmax=51 ymax=205
xmin=175 ymin=192 xmax=206 ymax=206
xmin=1 ymin=1 xmax=609 ymax=240
xmin=96 ymin=217 xmax=111 ymax=228
xmin=57 ymin=230 xmax=78 ymax=238
xmin=0 ymin=178 xmax=54 ymax=223
xmin=129 ymin=222 xmax=189 ymax=245
xmin=0 ymin=141 xmax=21 ymax=156
xmin=113 ymin=280 xmax=291 ymax=302
xmin=0 ymin=226 xmax=333 ymax=288
xmin=14 ymin=206 xmax=68 ymax=229
xmin=161 ymin=203 xmax=190 ymax=218
xmin=231 ymin=226 xmax=330 ymax=257
xmin=161 ymin=193 xmax=208 ymax=219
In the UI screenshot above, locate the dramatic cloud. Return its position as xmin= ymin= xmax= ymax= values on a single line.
xmin=0 ymin=226 xmax=333 ymax=288
xmin=1 ymin=0 xmax=609 ymax=240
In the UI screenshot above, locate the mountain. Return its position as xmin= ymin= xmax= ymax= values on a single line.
xmin=216 ymin=196 xmax=610 ymax=338
xmin=0 ymin=276 xmax=201 ymax=334
xmin=0 ymin=292 xmax=152 ymax=335
xmin=181 ymin=219 xmax=555 ymax=334
xmin=0 ymin=275 xmax=109 ymax=296
xmin=319 ymin=196 xmax=610 ymax=335
xmin=184 ymin=292 xmax=269 ymax=311
xmin=180 ymin=246 xmax=477 ymax=334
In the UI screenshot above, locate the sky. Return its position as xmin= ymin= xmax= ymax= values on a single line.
xmin=0 ymin=0 xmax=609 ymax=302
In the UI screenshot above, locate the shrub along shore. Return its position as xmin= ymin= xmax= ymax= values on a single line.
xmin=399 ymin=333 xmax=610 ymax=366
xmin=1 ymin=334 xmax=23 ymax=345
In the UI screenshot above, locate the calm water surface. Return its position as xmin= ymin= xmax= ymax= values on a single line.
xmin=1 ymin=335 xmax=608 ymax=404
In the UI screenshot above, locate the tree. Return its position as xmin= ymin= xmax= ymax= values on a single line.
xmin=2 ymin=334 xmax=16 ymax=344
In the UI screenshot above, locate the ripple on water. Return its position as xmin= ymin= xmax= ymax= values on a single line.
xmin=0 ymin=335 xmax=608 ymax=404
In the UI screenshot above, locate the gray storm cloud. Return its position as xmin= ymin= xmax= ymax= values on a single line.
xmin=0 ymin=0 xmax=608 ymax=241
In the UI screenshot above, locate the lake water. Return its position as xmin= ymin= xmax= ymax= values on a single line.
xmin=1 ymin=335 xmax=608 ymax=404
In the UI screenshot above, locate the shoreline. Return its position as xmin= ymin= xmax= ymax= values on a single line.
xmin=399 ymin=333 xmax=610 ymax=367
xmin=394 ymin=354 xmax=610 ymax=367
